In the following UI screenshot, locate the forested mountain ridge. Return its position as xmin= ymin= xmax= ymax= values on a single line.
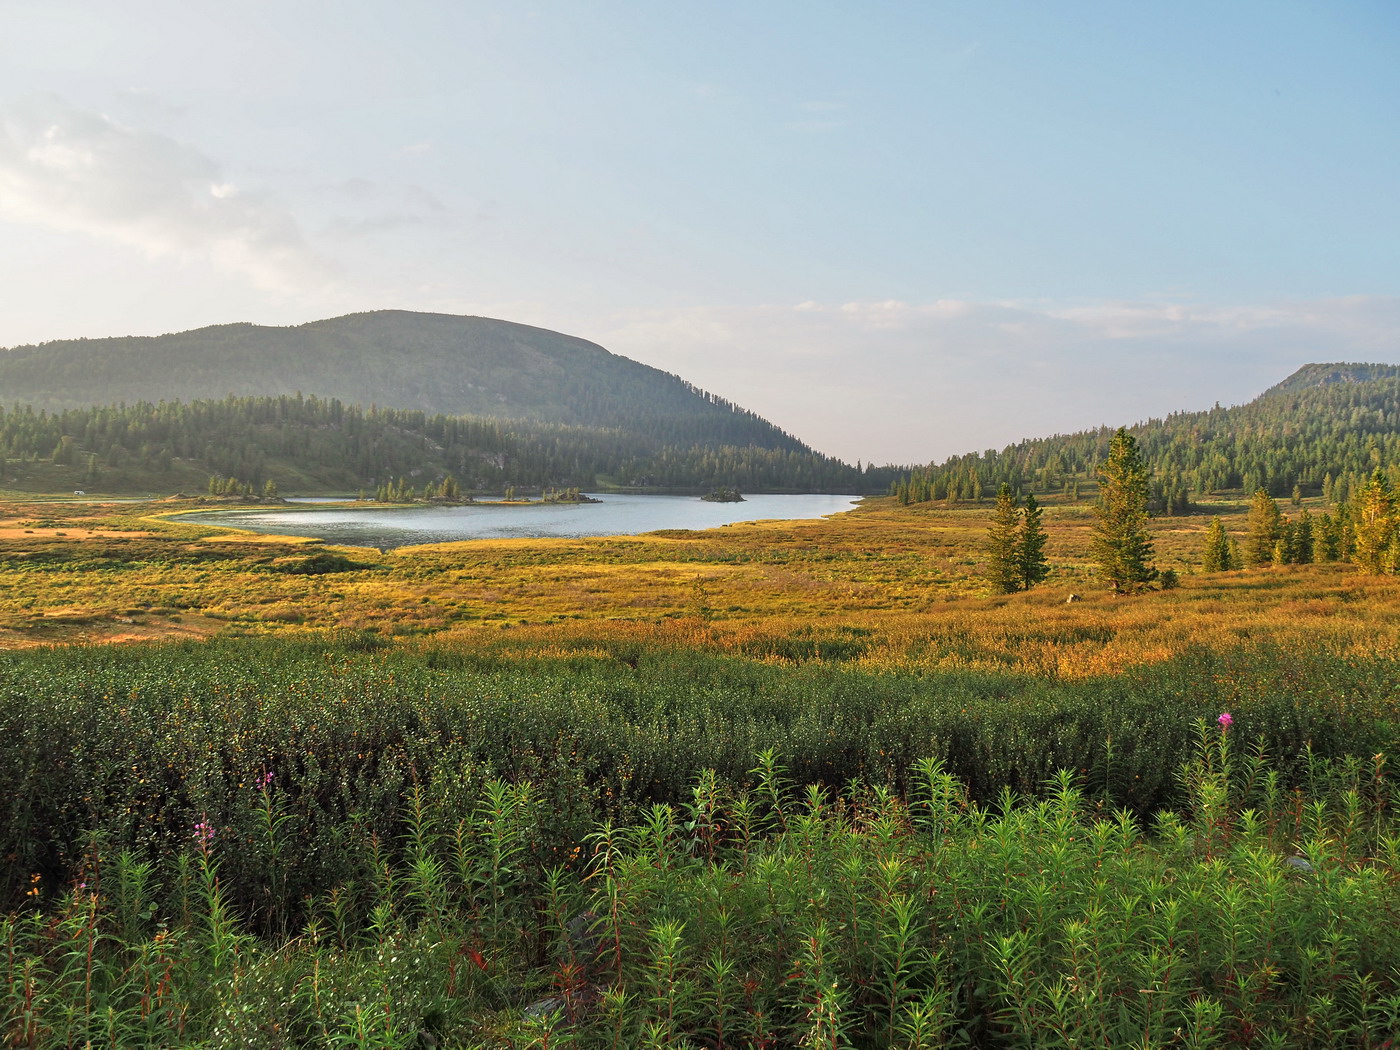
xmin=0 ymin=394 xmax=893 ymax=496
xmin=893 ymin=362 xmax=1400 ymax=510
xmin=0 ymin=310 xmax=804 ymax=452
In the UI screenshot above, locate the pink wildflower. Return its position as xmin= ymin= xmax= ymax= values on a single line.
xmin=1217 ymin=712 xmax=1233 ymax=730
xmin=256 ymin=771 xmax=274 ymax=790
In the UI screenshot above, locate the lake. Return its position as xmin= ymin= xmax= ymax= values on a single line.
xmin=178 ymin=493 xmax=861 ymax=549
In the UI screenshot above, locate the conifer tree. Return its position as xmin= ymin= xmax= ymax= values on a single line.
xmin=1017 ymin=493 xmax=1050 ymax=591
xmin=1245 ymin=489 xmax=1282 ymax=566
xmin=1291 ymin=508 xmax=1314 ymax=564
xmin=1202 ymin=516 xmax=1233 ymax=572
xmin=1352 ymin=469 xmax=1396 ymax=574
xmin=1091 ymin=428 xmax=1156 ymax=592
xmin=1313 ymin=511 xmax=1339 ymax=562
xmin=984 ymin=483 xmax=1022 ymax=594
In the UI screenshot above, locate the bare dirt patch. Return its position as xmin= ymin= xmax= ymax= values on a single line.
xmin=0 ymin=524 xmax=155 ymax=540
xmin=0 ymin=613 xmax=219 ymax=649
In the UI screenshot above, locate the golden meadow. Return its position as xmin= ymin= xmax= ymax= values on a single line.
xmin=3 ymin=494 xmax=1399 ymax=673
xmin=3 ymin=494 xmax=1400 ymax=1047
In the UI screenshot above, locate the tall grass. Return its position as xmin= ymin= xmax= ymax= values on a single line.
xmin=2 ymin=635 xmax=1397 ymax=917
xmin=3 ymin=729 xmax=1398 ymax=1047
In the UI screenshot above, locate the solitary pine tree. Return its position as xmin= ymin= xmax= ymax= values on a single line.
xmin=1202 ymin=515 xmax=1233 ymax=572
xmin=1092 ymin=428 xmax=1156 ymax=592
xmin=1017 ymin=493 xmax=1050 ymax=591
xmin=1244 ymin=489 xmax=1282 ymax=566
xmin=985 ymin=483 xmax=1022 ymax=594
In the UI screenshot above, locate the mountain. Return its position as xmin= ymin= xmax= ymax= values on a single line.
xmin=0 ymin=310 xmax=801 ymax=452
xmin=0 ymin=312 xmax=895 ymax=495
xmin=892 ymin=362 xmax=1400 ymax=510
xmin=1261 ymin=362 xmax=1400 ymax=397
xmin=0 ymin=394 xmax=894 ymax=496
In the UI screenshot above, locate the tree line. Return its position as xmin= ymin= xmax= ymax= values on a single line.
xmin=898 ymin=366 xmax=1400 ymax=509
xmin=1204 ymin=470 xmax=1400 ymax=575
xmin=987 ymin=429 xmax=1400 ymax=597
xmin=0 ymin=394 xmax=896 ymax=495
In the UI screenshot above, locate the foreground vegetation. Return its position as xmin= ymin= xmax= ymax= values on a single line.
xmin=3 ymin=490 xmax=1400 ymax=1045
xmin=3 ymin=652 xmax=1397 ymax=1047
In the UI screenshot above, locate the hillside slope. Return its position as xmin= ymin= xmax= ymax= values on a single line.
xmin=0 ymin=311 xmax=802 ymax=452
xmin=0 ymin=394 xmax=889 ymax=496
xmin=893 ymin=362 xmax=1400 ymax=508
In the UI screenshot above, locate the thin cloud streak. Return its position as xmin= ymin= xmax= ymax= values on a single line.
xmin=0 ymin=94 xmax=332 ymax=292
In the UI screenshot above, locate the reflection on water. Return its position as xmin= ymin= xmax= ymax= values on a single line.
xmin=179 ymin=493 xmax=860 ymax=549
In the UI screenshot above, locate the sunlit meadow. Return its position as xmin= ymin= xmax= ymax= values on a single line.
xmin=2 ymin=495 xmax=1399 ymax=1046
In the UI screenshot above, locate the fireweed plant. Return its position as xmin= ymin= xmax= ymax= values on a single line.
xmin=1 ymin=637 xmax=1399 ymax=1046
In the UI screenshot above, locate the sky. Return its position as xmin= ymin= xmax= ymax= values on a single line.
xmin=1 ymin=1 xmax=1397 ymax=465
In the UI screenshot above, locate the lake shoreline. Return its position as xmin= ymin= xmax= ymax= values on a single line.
xmin=173 ymin=493 xmax=863 ymax=549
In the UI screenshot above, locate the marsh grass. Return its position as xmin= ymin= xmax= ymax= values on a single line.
xmin=2 ymin=498 xmax=1397 ymax=691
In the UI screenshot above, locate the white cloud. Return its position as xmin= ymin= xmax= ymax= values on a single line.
xmin=0 ymin=94 xmax=332 ymax=291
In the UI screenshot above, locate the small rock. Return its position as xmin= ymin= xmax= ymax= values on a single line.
xmin=565 ymin=910 xmax=609 ymax=979
xmin=523 ymin=996 xmax=565 ymax=1022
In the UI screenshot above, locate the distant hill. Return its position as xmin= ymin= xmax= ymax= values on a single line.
xmin=0 ymin=310 xmax=803 ymax=452
xmin=1261 ymin=362 xmax=1400 ymax=397
xmin=0 ymin=394 xmax=894 ymax=497
xmin=893 ymin=362 xmax=1400 ymax=510
xmin=0 ymin=312 xmax=895 ymax=496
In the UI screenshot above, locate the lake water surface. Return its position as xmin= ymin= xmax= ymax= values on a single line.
xmin=180 ymin=493 xmax=861 ymax=549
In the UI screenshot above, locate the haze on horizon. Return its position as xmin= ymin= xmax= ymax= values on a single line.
xmin=1 ymin=1 xmax=1397 ymax=466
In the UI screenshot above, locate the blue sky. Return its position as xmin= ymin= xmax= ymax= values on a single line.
xmin=1 ymin=1 xmax=1397 ymax=463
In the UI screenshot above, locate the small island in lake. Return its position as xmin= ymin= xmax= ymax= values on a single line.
xmin=701 ymin=486 xmax=745 ymax=503
xmin=540 ymin=487 xmax=602 ymax=504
